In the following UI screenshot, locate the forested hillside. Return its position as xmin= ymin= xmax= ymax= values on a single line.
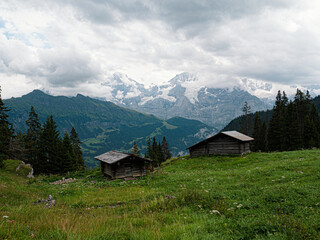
xmin=223 ymin=92 xmax=320 ymax=135
xmin=5 ymin=90 xmax=216 ymax=167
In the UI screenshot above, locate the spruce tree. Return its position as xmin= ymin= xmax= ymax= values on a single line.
xmin=252 ymin=112 xmax=262 ymax=152
xmin=0 ymin=86 xmax=13 ymax=162
xmin=157 ymin=142 xmax=165 ymax=164
xmin=161 ymin=136 xmax=171 ymax=160
xmin=151 ymin=137 xmax=158 ymax=165
xmin=145 ymin=137 xmax=151 ymax=159
xmin=61 ymin=131 xmax=76 ymax=173
xmin=285 ymin=101 xmax=301 ymax=150
xmin=38 ymin=115 xmax=61 ymax=174
xmin=241 ymin=101 xmax=251 ymax=135
xmin=268 ymin=91 xmax=287 ymax=151
xmin=25 ymin=106 xmax=41 ymax=168
xmin=70 ymin=126 xmax=84 ymax=170
xmin=259 ymin=122 xmax=268 ymax=152
xmin=131 ymin=141 xmax=140 ymax=156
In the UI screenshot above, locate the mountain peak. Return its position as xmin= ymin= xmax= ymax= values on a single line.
xmin=169 ymin=72 xmax=198 ymax=85
xmin=24 ymin=89 xmax=49 ymax=98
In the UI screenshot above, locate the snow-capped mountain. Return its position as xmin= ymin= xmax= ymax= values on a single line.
xmin=102 ymin=72 xmax=320 ymax=130
xmin=238 ymin=78 xmax=320 ymax=100
xmin=103 ymin=73 xmax=272 ymax=130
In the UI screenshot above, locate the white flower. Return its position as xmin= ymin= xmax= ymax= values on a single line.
xmin=237 ymin=204 xmax=243 ymax=208
xmin=209 ymin=210 xmax=221 ymax=215
xmin=3 ymin=215 xmax=9 ymax=218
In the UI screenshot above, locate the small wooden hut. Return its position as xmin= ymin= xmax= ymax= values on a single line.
xmin=187 ymin=131 xmax=254 ymax=158
xmin=94 ymin=151 xmax=151 ymax=180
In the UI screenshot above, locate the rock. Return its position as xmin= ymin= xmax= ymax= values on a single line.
xmin=34 ymin=195 xmax=56 ymax=208
xmin=27 ymin=168 xmax=34 ymax=178
xmin=45 ymin=199 xmax=55 ymax=208
xmin=16 ymin=161 xmax=34 ymax=178
xmin=49 ymin=178 xmax=76 ymax=185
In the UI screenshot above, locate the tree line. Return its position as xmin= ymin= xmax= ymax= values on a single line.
xmin=143 ymin=136 xmax=171 ymax=166
xmin=252 ymin=89 xmax=320 ymax=152
xmin=0 ymin=87 xmax=84 ymax=173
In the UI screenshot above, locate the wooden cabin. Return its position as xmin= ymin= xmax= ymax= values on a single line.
xmin=187 ymin=131 xmax=254 ymax=158
xmin=94 ymin=151 xmax=151 ymax=180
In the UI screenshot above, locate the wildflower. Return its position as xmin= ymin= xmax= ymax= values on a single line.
xmin=237 ymin=204 xmax=243 ymax=208
xmin=281 ymin=176 xmax=285 ymax=178
xmin=233 ymin=202 xmax=238 ymax=205
xmin=197 ymin=179 xmax=200 ymax=182
xmin=3 ymin=215 xmax=9 ymax=218
xmin=227 ymin=207 xmax=234 ymax=211
xmin=204 ymin=190 xmax=209 ymax=193
xmin=209 ymin=210 xmax=221 ymax=215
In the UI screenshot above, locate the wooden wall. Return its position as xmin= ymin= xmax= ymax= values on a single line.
xmin=101 ymin=157 xmax=146 ymax=180
xmin=190 ymin=135 xmax=251 ymax=157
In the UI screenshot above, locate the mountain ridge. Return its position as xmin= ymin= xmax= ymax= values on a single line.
xmin=5 ymin=90 xmax=217 ymax=167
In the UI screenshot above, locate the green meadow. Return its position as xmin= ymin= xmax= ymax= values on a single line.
xmin=1 ymin=150 xmax=320 ymax=239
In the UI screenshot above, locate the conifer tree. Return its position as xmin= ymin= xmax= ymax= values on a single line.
xmin=157 ymin=141 xmax=165 ymax=163
xmin=145 ymin=137 xmax=151 ymax=159
xmin=61 ymin=131 xmax=76 ymax=173
xmin=252 ymin=112 xmax=262 ymax=151
xmin=25 ymin=106 xmax=41 ymax=168
xmin=259 ymin=122 xmax=268 ymax=152
xmin=151 ymin=137 xmax=158 ymax=164
xmin=241 ymin=101 xmax=251 ymax=135
xmin=70 ymin=126 xmax=84 ymax=170
xmin=285 ymin=101 xmax=301 ymax=150
xmin=131 ymin=141 xmax=140 ymax=156
xmin=38 ymin=115 xmax=61 ymax=174
xmin=0 ymin=86 xmax=13 ymax=163
xmin=268 ymin=91 xmax=287 ymax=151
xmin=161 ymin=136 xmax=171 ymax=160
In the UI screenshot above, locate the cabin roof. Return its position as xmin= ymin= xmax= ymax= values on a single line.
xmin=94 ymin=150 xmax=151 ymax=164
xmin=187 ymin=130 xmax=254 ymax=149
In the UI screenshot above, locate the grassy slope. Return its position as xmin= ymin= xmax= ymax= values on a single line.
xmin=1 ymin=150 xmax=320 ymax=239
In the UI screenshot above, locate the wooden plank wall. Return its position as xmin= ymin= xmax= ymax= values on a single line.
xmin=190 ymin=135 xmax=252 ymax=157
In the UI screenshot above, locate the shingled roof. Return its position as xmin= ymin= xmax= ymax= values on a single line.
xmin=94 ymin=150 xmax=151 ymax=164
xmin=187 ymin=130 xmax=254 ymax=149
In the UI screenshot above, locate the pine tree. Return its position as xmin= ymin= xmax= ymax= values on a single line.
xmin=241 ymin=101 xmax=251 ymax=135
xmin=285 ymin=101 xmax=301 ymax=150
xmin=151 ymin=137 xmax=159 ymax=165
xmin=252 ymin=112 xmax=262 ymax=152
xmin=70 ymin=126 xmax=84 ymax=170
xmin=259 ymin=122 xmax=268 ymax=152
xmin=162 ymin=136 xmax=171 ymax=160
xmin=157 ymin=142 xmax=165 ymax=164
xmin=25 ymin=106 xmax=41 ymax=168
xmin=38 ymin=115 xmax=61 ymax=174
xmin=294 ymin=89 xmax=311 ymax=147
xmin=145 ymin=137 xmax=151 ymax=159
xmin=61 ymin=131 xmax=76 ymax=173
xmin=131 ymin=141 xmax=140 ymax=156
xmin=268 ymin=91 xmax=287 ymax=151
xmin=0 ymin=86 xmax=13 ymax=163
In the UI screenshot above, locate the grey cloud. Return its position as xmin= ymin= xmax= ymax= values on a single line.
xmin=37 ymin=49 xmax=101 ymax=87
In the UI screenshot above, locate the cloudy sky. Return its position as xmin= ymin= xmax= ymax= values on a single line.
xmin=1 ymin=0 xmax=320 ymax=99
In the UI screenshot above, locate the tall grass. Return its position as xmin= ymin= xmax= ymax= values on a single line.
xmin=1 ymin=150 xmax=320 ymax=239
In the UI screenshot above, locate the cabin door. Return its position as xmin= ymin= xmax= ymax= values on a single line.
xmin=124 ymin=163 xmax=133 ymax=177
